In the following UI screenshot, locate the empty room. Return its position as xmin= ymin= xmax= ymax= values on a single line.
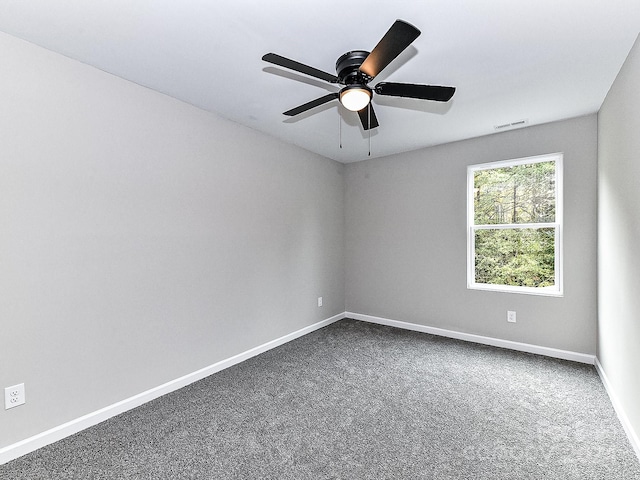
xmin=1 ymin=2 xmax=640 ymax=478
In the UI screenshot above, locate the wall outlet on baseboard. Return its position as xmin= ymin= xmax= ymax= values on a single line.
xmin=507 ymin=311 xmax=517 ymax=323
xmin=318 ymin=297 xmax=323 ymax=307
xmin=5 ymin=383 xmax=26 ymax=410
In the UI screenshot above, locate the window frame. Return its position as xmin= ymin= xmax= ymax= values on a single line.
xmin=467 ymin=153 xmax=563 ymax=297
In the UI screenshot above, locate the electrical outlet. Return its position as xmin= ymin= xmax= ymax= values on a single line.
xmin=318 ymin=296 xmax=323 ymax=307
xmin=5 ymin=383 xmax=26 ymax=410
xmin=507 ymin=311 xmax=517 ymax=323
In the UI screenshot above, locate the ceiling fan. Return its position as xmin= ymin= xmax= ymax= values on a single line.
xmin=262 ymin=20 xmax=456 ymax=131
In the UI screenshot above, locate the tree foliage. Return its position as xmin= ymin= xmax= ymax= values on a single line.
xmin=474 ymin=161 xmax=555 ymax=225
xmin=474 ymin=228 xmax=555 ymax=287
xmin=473 ymin=161 xmax=556 ymax=288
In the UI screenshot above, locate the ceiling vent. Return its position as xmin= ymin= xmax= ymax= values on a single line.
xmin=494 ymin=119 xmax=529 ymax=131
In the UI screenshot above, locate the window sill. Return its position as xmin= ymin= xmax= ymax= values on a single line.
xmin=468 ymin=283 xmax=563 ymax=297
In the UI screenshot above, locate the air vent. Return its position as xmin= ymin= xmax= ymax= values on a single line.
xmin=494 ymin=119 xmax=529 ymax=131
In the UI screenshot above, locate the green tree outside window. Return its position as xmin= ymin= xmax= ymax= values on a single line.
xmin=468 ymin=155 xmax=562 ymax=295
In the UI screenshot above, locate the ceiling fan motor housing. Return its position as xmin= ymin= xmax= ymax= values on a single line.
xmin=336 ymin=50 xmax=372 ymax=85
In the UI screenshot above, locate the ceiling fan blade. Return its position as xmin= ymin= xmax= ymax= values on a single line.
xmin=357 ymin=104 xmax=379 ymax=130
xmin=359 ymin=20 xmax=421 ymax=79
xmin=262 ymin=53 xmax=339 ymax=84
xmin=375 ymin=82 xmax=456 ymax=102
xmin=283 ymin=93 xmax=339 ymax=116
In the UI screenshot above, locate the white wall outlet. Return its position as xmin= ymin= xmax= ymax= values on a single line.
xmin=5 ymin=383 xmax=26 ymax=410
xmin=318 ymin=296 xmax=323 ymax=307
xmin=507 ymin=311 xmax=517 ymax=323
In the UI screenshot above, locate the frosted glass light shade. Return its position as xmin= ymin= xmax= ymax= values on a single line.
xmin=340 ymin=87 xmax=372 ymax=111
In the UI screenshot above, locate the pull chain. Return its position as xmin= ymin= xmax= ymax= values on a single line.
xmin=368 ymin=104 xmax=371 ymax=157
xmin=338 ymin=106 xmax=374 ymax=155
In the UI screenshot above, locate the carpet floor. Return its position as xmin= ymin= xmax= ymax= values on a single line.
xmin=3 ymin=319 xmax=640 ymax=479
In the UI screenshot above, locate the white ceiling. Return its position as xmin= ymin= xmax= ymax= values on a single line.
xmin=1 ymin=1 xmax=639 ymax=163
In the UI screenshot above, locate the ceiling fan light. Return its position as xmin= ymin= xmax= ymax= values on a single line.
xmin=340 ymin=86 xmax=372 ymax=112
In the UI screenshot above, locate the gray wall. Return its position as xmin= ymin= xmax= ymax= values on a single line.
xmin=345 ymin=115 xmax=598 ymax=354
xmin=0 ymin=33 xmax=345 ymax=448
xmin=4 ymin=23 xmax=628 ymax=452
xmin=598 ymin=34 xmax=640 ymax=446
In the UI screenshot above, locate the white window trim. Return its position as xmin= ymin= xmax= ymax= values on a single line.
xmin=467 ymin=153 xmax=563 ymax=297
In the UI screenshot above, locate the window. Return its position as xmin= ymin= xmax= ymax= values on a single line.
xmin=467 ymin=153 xmax=563 ymax=296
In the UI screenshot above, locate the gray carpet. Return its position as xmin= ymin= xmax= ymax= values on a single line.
xmin=3 ymin=319 xmax=640 ymax=479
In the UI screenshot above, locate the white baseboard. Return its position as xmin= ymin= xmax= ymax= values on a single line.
xmin=0 ymin=313 xmax=344 ymax=465
xmin=595 ymin=357 xmax=640 ymax=462
xmin=346 ymin=312 xmax=596 ymax=365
